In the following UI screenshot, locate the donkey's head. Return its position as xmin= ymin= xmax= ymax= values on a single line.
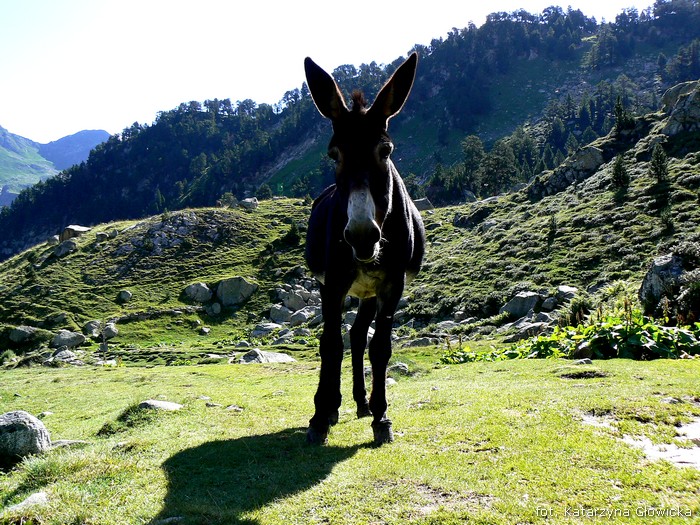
xmin=305 ymin=53 xmax=417 ymax=263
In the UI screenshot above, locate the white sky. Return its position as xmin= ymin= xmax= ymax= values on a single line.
xmin=1 ymin=0 xmax=651 ymax=143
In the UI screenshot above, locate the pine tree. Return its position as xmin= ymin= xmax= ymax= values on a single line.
xmin=649 ymin=143 xmax=669 ymax=184
xmin=611 ymin=155 xmax=630 ymax=188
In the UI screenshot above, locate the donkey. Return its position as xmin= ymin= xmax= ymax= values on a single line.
xmin=304 ymin=53 xmax=425 ymax=445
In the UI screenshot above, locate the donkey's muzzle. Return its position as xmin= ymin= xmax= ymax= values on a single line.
xmin=344 ymin=222 xmax=381 ymax=263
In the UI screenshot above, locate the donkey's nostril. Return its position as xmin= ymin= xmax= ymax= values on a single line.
xmin=343 ymin=227 xmax=354 ymax=245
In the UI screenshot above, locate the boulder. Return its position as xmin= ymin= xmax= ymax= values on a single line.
xmin=662 ymin=80 xmax=700 ymax=135
xmin=290 ymin=306 xmax=322 ymax=327
xmin=184 ymin=282 xmax=213 ymax=303
xmin=251 ymin=322 xmax=281 ymax=337
xmin=0 ymin=411 xmax=52 ymax=464
xmin=499 ymin=291 xmax=543 ymax=319
xmin=51 ymin=329 xmax=86 ymax=348
xmin=138 ymin=400 xmax=183 ymax=411
xmin=639 ymin=254 xmax=684 ymax=309
xmin=240 ymin=197 xmax=259 ymax=210
xmin=206 ymin=302 xmax=222 ymax=316
xmin=217 ymin=276 xmax=258 ymax=307
xmin=270 ymin=304 xmax=293 ymax=324
xmin=59 ymin=224 xmax=91 ymax=242
xmin=83 ymin=321 xmax=118 ymax=340
xmin=103 ymin=322 xmax=119 ymax=339
xmin=47 ymin=235 xmax=60 ymax=246
xmin=280 ymin=290 xmax=307 ymax=312
xmin=239 ymin=349 xmax=296 ymax=364
xmin=118 ymin=290 xmax=133 ymax=303
xmin=555 ymin=285 xmax=578 ymax=302
xmin=54 ymin=239 xmax=77 ymax=257
xmin=404 ymin=337 xmax=439 ymax=348
xmin=9 ymin=325 xmax=37 ymax=344
xmin=83 ymin=320 xmax=102 ymax=338
xmin=6 ymin=491 xmax=49 ymax=512
xmin=413 ymin=197 xmax=434 ymax=211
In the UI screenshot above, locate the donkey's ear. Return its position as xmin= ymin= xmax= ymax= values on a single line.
xmin=304 ymin=57 xmax=348 ymax=121
xmin=369 ymin=52 xmax=418 ymax=125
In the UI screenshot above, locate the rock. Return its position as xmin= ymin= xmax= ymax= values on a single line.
xmin=555 ymin=285 xmax=578 ymax=302
xmin=639 ymin=253 xmax=684 ymax=310
xmin=7 ymin=491 xmax=49 ymax=512
xmin=499 ymin=291 xmax=543 ymax=319
xmin=138 ymin=400 xmax=183 ymax=411
xmin=240 ymin=197 xmax=259 ymax=210
xmin=0 ymin=411 xmax=52 ymax=464
xmin=404 ymin=336 xmax=439 ymax=348
xmin=47 ymin=235 xmax=60 ymax=246
xmin=662 ymin=80 xmax=700 ymax=135
xmin=199 ymin=327 xmax=211 ymax=335
xmin=413 ymin=197 xmax=434 ymax=211
xmin=290 ymin=306 xmax=321 ymax=327
xmin=251 ymin=322 xmax=281 ymax=337
xmin=270 ymin=304 xmax=293 ymax=324
xmin=103 ymin=322 xmax=119 ymax=339
xmin=51 ymin=330 xmax=86 ymax=348
xmin=206 ymin=302 xmax=222 ymax=316
xmin=388 ymin=362 xmax=410 ymax=375
xmin=184 ymin=282 xmax=213 ymax=303
xmin=453 ymin=205 xmax=493 ymax=229
xmin=54 ymin=239 xmax=77 ymax=257
xmin=52 ymin=349 xmax=78 ymax=361
xmin=239 ymin=349 xmax=296 ymax=364
xmin=9 ymin=325 xmax=37 ymax=344
xmin=541 ymin=297 xmax=557 ymax=311
xmin=574 ymin=358 xmax=593 ymax=365
xmin=502 ymin=321 xmax=549 ymax=342
xmin=436 ymin=320 xmax=458 ymax=332
xmin=118 ymin=289 xmax=133 ymax=303
xmin=236 ymin=340 xmax=252 ymax=348
xmin=280 ymin=290 xmax=307 ymax=312
xmin=59 ymin=224 xmax=91 ymax=242
xmin=95 ymin=231 xmax=110 ymax=243
xmin=217 ymin=276 xmax=258 ymax=307
xmin=83 ymin=320 xmax=102 ymax=338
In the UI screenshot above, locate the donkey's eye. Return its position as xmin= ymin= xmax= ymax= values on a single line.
xmin=328 ymin=146 xmax=340 ymax=162
xmin=378 ymin=142 xmax=393 ymax=159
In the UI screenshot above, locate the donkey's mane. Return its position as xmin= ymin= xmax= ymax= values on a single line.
xmin=351 ymin=90 xmax=367 ymax=113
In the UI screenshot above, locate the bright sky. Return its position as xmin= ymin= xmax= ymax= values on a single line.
xmin=1 ymin=0 xmax=651 ymax=143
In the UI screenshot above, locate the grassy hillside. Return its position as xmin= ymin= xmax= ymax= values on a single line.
xmin=1 ymin=90 xmax=700 ymax=361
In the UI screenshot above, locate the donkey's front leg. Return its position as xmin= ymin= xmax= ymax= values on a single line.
xmin=350 ymin=297 xmax=377 ymax=419
xmin=367 ymin=291 xmax=401 ymax=445
xmin=307 ymin=287 xmax=345 ymax=445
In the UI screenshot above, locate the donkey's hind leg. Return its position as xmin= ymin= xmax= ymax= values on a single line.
xmin=350 ymin=296 xmax=377 ymax=419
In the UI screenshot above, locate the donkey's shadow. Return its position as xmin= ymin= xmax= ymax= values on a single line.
xmin=151 ymin=427 xmax=361 ymax=525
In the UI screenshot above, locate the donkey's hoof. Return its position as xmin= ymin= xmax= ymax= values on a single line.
xmin=371 ymin=420 xmax=394 ymax=445
xmin=328 ymin=410 xmax=339 ymax=426
xmin=306 ymin=426 xmax=329 ymax=445
xmin=357 ymin=404 xmax=372 ymax=419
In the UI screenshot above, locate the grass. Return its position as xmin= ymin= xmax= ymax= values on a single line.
xmin=1 ymin=352 xmax=700 ymax=524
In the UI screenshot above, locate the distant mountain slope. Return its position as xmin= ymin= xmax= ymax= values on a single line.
xmin=38 ymin=129 xmax=110 ymax=170
xmin=0 ymin=125 xmax=57 ymax=193
xmin=0 ymin=126 xmax=109 ymax=204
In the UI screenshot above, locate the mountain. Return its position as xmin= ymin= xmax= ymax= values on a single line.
xmin=0 ymin=127 xmax=109 ymax=206
xmin=1 ymin=4 xmax=700 ymax=259
xmin=38 ymin=129 xmax=111 ymax=170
